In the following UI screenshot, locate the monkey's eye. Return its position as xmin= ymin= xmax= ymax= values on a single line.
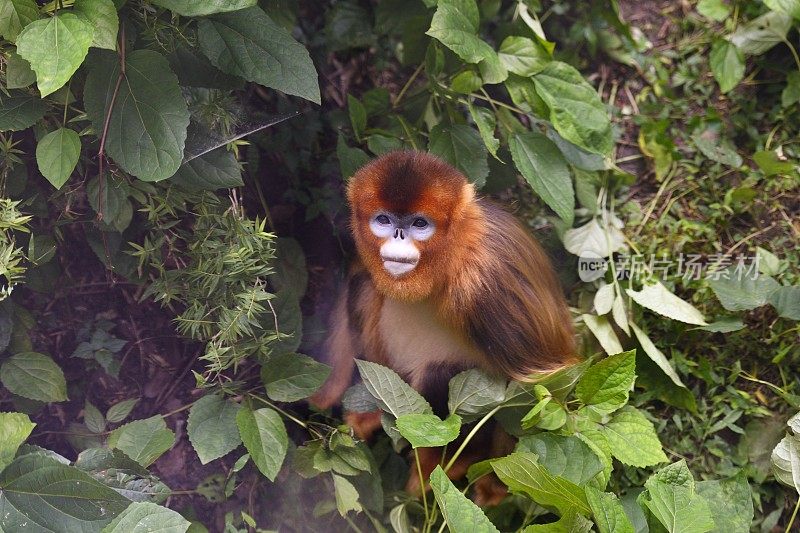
xmin=376 ymin=214 xmax=391 ymax=225
xmin=412 ymin=218 xmax=428 ymax=228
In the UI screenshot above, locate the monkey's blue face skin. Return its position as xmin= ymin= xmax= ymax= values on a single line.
xmin=370 ymin=211 xmax=435 ymax=278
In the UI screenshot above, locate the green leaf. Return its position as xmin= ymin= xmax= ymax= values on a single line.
xmin=468 ymin=103 xmax=500 ymax=158
xmin=769 ymin=286 xmax=800 ymax=320
xmin=105 ymin=399 xmax=139 ymax=423
xmin=532 ymin=61 xmax=613 ymax=156
xmin=581 ymin=314 xmax=623 ymax=355
xmin=697 ymin=0 xmax=731 ymax=21
xmin=236 ymin=406 xmax=288 ymax=481
xmin=451 ymin=70 xmax=483 ymax=94
xmin=447 ymin=368 xmax=505 ymax=423
xmin=426 ymin=0 xmax=507 ymax=84
xmin=509 ymin=131 xmax=574 ymax=225
xmin=0 ymin=92 xmax=47 ymax=131
xmin=766 ymin=0 xmax=800 ymax=19
xmin=83 ymin=49 xmax=189 ymax=182
xmin=6 ymin=51 xmax=36 ymax=89
xmin=430 ymin=465 xmax=500 ymax=533
xmin=355 ymin=360 xmax=432 ymax=417
xmin=709 ymin=40 xmax=744 ymax=94
xmin=108 ymin=415 xmax=175 ymax=467
xmin=16 ymin=14 xmax=93 ymax=97
xmin=35 ymin=127 xmax=81 ymax=190
xmin=730 ymin=11 xmax=792 ymax=55
xmin=524 ymin=510 xmax=593 ymax=532
xmin=150 ymin=0 xmax=255 ymax=16
xmin=782 ymin=71 xmax=800 ymax=107
xmin=695 ymin=317 xmax=745 ymax=333
xmin=603 ymin=406 xmax=667 ymax=467
xmin=708 ymin=272 xmax=780 ymax=311
xmin=187 ymin=394 xmax=242 ymax=464
xmin=0 ymin=0 xmax=39 ymax=42
xmin=691 ymin=128 xmax=742 ymax=167
xmin=74 ymin=0 xmax=119 ymax=50
xmin=771 ymin=434 xmax=800 ymax=491
xmin=324 ymin=1 xmax=374 ymax=52
xmin=171 ymin=149 xmax=243 ymax=191
xmin=261 ymin=352 xmax=331 ymax=402
xmin=0 ymin=454 xmax=129 ymax=531
xmin=102 ymin=502 xmax=190 ymax=533
xmin=84 ymin=401 xmax=106 ymax=433
xmin=640 ymin=461 xmax=715 ymax=533
xmin=696 ymin=472 xmax=754 ymax=533
xmin=0 ymin=412 xmax=35 ymax=471
xmin=337 ymin=134 xmax=370 ymax=180
xmin=586 ymin=487 xmax=635 ymax=533
xmin=576 ymin=350 xmax=636 ymax=414
xmin=270 ymin=237 xmax=308 ymax=298
xmin=428 ymin=123 xmax=489 ymax=187
xmin=625 ymin=281 xmax=707 ymax=325
xmin=396 ymin=414 xmax=461 ymax=448
xmin=753 ymin=149 xmax=796 ymax=177
xmin=516 ymin=434 xmax=603 ymax=485
xmin=198 ymin=7 xmax=320 ymax=103
xmin=332 ymin=474 xmax=362 ymax=516
xmin=498 ymin=36 xmax=550 ymax=76
xmin=0 ymin=351 xmax=68 ymax=402
xmin=348 ymin=94 xmax=367 ymax=137
xmin=630 ymin=323 xmax=685 ymax=388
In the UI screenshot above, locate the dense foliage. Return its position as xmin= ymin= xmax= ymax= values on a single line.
xmin=0 ymin=0 xmax=798 ymax=531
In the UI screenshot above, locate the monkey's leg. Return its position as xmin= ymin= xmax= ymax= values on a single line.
xmin=309 ymin=292 xmax=357 ymax=409
xmin=343 ymin=410 xmax=383 ymax=440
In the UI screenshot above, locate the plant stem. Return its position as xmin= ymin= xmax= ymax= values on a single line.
xmin=786 ymin=495 xmax=800 ymax=533
xmin=444 ymin=406 xmax=501 ymax=472
xmin=394 ymin=63 xmax=425 ymax=108
xmin=415 ymin=448 xmax=431 ymax=529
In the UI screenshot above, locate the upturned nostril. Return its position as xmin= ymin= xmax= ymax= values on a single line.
xmin=399 ymin=229 xmax=405 ymax=240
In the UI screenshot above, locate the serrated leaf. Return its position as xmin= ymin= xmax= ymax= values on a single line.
xmin=0 ymin=454 xmax=130 ymax=531
xmin=468 ymin=103 xmax=500 ymax=158
xmin=492 ymin=452 xmax=591 ymax=515
xmin=102 ymin=502 xmax=190 ymax=533
xmin=576 ymin=350 xmax=636 ymax=414
xmin=1 ymin=351 xmax=67 ymax=402
xmin=516 ymin=434 xmax=603 ymax=485
xmin=498 ymin=36 xmax=550 ymax=76
xmin=586 ymin=487 xmax=635 ymax=533
xmin=429 ymin=465 xmax=499 ymax=532
xmin=696 ymin=472 xmax=754 ymax=533
xmin=771 ymin=434 xmax=800 ymax=491
xmin=396 ymin=414 xmax=461 ymax=448
xmin=730 ymin=11 xmax=792 ymax=55
xmin=0 ymin=0 xmax=39 ymax=42
xmin=626 ymin=282 xmax=707 ymax=325
xmin=108 ymin=416 xmax=175 ymax=467
xmin=532 ymin=61 xmax=613 ymax=156
xmin=151 ymin=0 xmax=255 ymax=16
xmin=769 ymin=286 xmax=800 ymax=320
xmin=84 ymin=401 xmax=106 ymax=434
xmin=16 ymin=14 xmax=93 ymax=97
xmin=447 ymin=368 xmax=505 ymax=423
xmin=106 ymin=398 xmax=139 ymax=423
xmin=710 ymin=39 xmax=744 ymax=94
xmin=187 ymin=394 xmax=241 ymax=464
xmin=630 ymin=323 xmax=685 ymax=388
xmin=355 ymin=360 xmax=432 ymax=417
xmin=509 ymin=131 xmax=574 ymax=225
xmin=198 ymin=7 xmax=320 ymax=103
xmin=641 ymin=461 xmax=715 ymax=533
xmin=581 ymin=314 xmax=623 ymax=355
xmin=74 ymin=0 xmax=118 ymax=50
xmin=0 ymin=92 xmax=46 ymax=132
xmin=708 ymin=272 xmax=780 ymax=311
xmin=0 ymin=412 xmax=35 ymax=471
xmin=35 ymin=127 xmax=81 ymax=189
xmin=603 ymin=406 xmax=667 ymax=467
xmin=332 ymin=474 xmax=362 ymax=516
xmin=6 ymin=51 xmax=35 ymax=89
xmin=261 ymin=352 xmax=331 ymax=402
xmin=236 ymin=406 xmax=287 ymax=481
xmin=524 ymin=510 xmax=593 ymax=532
xmin=428 ymin=123 xmax=489 ymax=187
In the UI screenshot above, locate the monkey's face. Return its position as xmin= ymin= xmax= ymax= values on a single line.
xmin=368 ymin=211 xmax=435 ymax=278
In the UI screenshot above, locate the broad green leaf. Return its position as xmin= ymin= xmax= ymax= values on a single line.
xmin=102 ymin=502 xmax=190 ymax=533
xmin=337 ymin=134 xmax=370 ymax=180
xmin=0 ymin=92 xmax=46 ymax=132
xmin=324 ymin=0 xmax=374 ymax=52
xmin=585 ymin=487 xmax=635 ymax=533
xmin=355 ymin=360 xmax=432 ymax=417
xmin=532 ymin=61 xmax=613 ymax=156
xmin=84 ymin=401 xmax=106 ymax=433
xmin=0 ymin=0 xmax=39 ymax=42
xmin=524 ymin=510 xmax=593 ymax=532
xmin=697 ymin=0 xmax=731 ymax=21
xmin=428 ymin=123 xmax=489 ymax=186
xmin=106 ymin=398 xmax=139 ymax=423
xmin=695 ymin=317 xmax=745 ymax=333
xmin=625 ymin=281 xmax=707 ymax=325
xmin=504 ymin=358 xmax=592 ymax=406
xmin=261 ymin=352 xmax=331 ymax=402
xmin=426 ymin=0 xmax=507 ymax=84
xmin=630 ymin=323 xmax=685 ymax=388
xmin=396 ymin=414 xmax=461 ymax=448
xmin=0 ymin=412 xmax=35 ymax=471
xmin=150 ymin=0 xmax=255 ymax=16
xmin=430 ymin=465 xmax=500 ymax=533
xmin=640 ymin=461 xmax=715 ymax=533
xmin=447 ymin=368 xmax=505 ymax=423
xmin=172 ymin=124 xmax=243 ymax=190
xmin=548 ymin=127 xmax=607 ymax=171
xmin=783 ymin=71 xmax=800 ymax=107
xmin=753 ymin=150 xmax=796 ymax=177
xmin=766 ymin=0 xmax=800 ymax=19
xmin=771 ymin=434 xmax=800 ymax=491
xmin=332 ymin=474 xmax=362 ymax=516
xmin=0 ymin=454 xmax=129 ymax=531
xmin=505 ymin=74 xmax=548 ymax=116
xmin=16 ymin=14 xmax=93 ymax=97
xmin=691 ymin=128 xmax=742 ymax=167
xmin=581 ymin=314 xmax=623 ymax=355
xmin=509 ymin=131 xmax=574 ymax=225
xmin=187 ymin=394 xmax=242 ymax=464
xmin=709 ymin=40 xmax=744 ymax=94
xmin=603 ymin=406 xmax=667 ymax=467
xmin=35 ymin=127 xmax=81 ymax=190
xmin=576 ymin=350 xmax=636 ymax=414
xmin=563 ymin=217 xmax=625 ymax=258
xmin=451 ymin=70 xmax=483 ymax=94
xmin=198 ymin=7 xmax=320 ymax=103
xmin=730 ymin=11 xmax=792 ymax=55
xmin=498 ymin=36 xmax=550 ymax=76
xmin=468 ymin=103 xmax=500 ymax=158
xmin=516 ymin=434 xmax=603 ymax=485
xmin=6 ymin=51 xmax=35 ymax=89
xmin=769 ymin=286 xmax=800 ymax=320
xmin=84 ymin=49 xmax=190 ymax=182
xmin=1 ymin=351 xmax=67 ymax=402
xmin=348 ymin=94 xmax=367 ymax=137
xmin=696 ymin=472 xmax=754 ymax=533
xmin=108 ymin=416 xmax=175 ymax=467
xmin=236 ymin=406 xmax=288 ymax=481
xmin=74 ymin=0 xmax=118 ymax=50
xmin=492 ymin=452 xmax=591 ymax=515
xmin=708 ymin=272 xmax=780 ymax=311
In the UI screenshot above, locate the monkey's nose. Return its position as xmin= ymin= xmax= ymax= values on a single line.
xmin=394 ymin=229 xmax=405 ymax=240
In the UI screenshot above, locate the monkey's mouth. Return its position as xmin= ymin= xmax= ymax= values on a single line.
xmin=381 ymin=256 xmax=418 ymax=277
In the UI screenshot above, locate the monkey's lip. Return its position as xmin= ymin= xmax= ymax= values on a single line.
xmin=381 ymin=256 xmax=418 ymax=277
